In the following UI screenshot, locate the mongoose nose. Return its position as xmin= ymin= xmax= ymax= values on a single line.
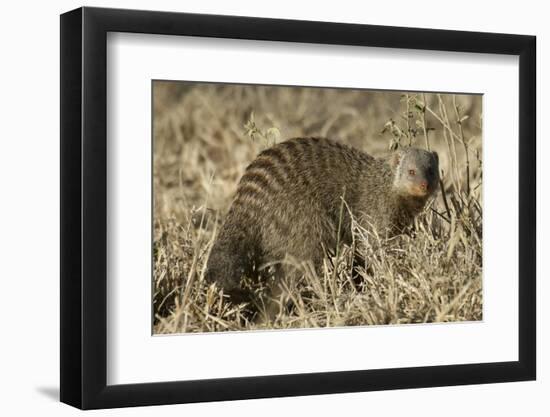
xmin=419 ymin=180 xmax=428 ymax=191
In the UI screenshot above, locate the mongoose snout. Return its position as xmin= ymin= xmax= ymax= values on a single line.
xmin=205 ymin=137 xmax=439 ymax=306
xmin=390 ymin=147 xmax=439 ymax=198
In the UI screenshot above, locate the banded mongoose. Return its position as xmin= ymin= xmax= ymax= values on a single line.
xmin=205 ymin=137 xmax=439 ymax=304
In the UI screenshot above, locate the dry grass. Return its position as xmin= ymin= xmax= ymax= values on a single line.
xmin=152 ymin=82 xmax=483 ymax=334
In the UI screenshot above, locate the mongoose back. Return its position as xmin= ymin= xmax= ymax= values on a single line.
xmin=205 ymin=137 xmax=439 ymax=303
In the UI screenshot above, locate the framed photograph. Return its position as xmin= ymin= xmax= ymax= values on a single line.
xmin=60 ymin=6 xmax=536 ymax=409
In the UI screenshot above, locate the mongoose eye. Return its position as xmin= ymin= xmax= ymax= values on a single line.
xmin=408 ymin=169 xmax=416 ymax=176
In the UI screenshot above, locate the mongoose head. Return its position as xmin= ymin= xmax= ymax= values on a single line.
xmin=389 ymin=147 xmax=440 ymax=199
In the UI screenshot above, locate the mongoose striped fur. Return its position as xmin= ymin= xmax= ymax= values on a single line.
xmin=205 ymin=137 xmax=439 ymax=304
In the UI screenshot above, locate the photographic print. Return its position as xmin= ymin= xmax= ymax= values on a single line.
xmin=152 ymin=81 xmax=483 ymax=334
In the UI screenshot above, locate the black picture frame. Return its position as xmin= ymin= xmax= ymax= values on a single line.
xmin=60 ymin=6 xmax=536 ymax=410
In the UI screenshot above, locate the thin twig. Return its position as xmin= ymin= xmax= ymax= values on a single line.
xmin=453 ymin=95 xmax=470 ymax=197
xmin=439 ymin=178 xmax=451 ymax=220
xmin=420 ymin=93 xmax=431 ymax=151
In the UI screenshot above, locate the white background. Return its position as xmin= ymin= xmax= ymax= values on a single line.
xmin=0 ymin=0 xmax=545 ymax=416
xmin=108 ymin=34 xmax=518 ymax=384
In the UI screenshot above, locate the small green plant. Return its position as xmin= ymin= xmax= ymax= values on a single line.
xmin=244 ymin=111 xmax=281 ymax=149
xmin=381 ymin=93 xmax=435 ymax=150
